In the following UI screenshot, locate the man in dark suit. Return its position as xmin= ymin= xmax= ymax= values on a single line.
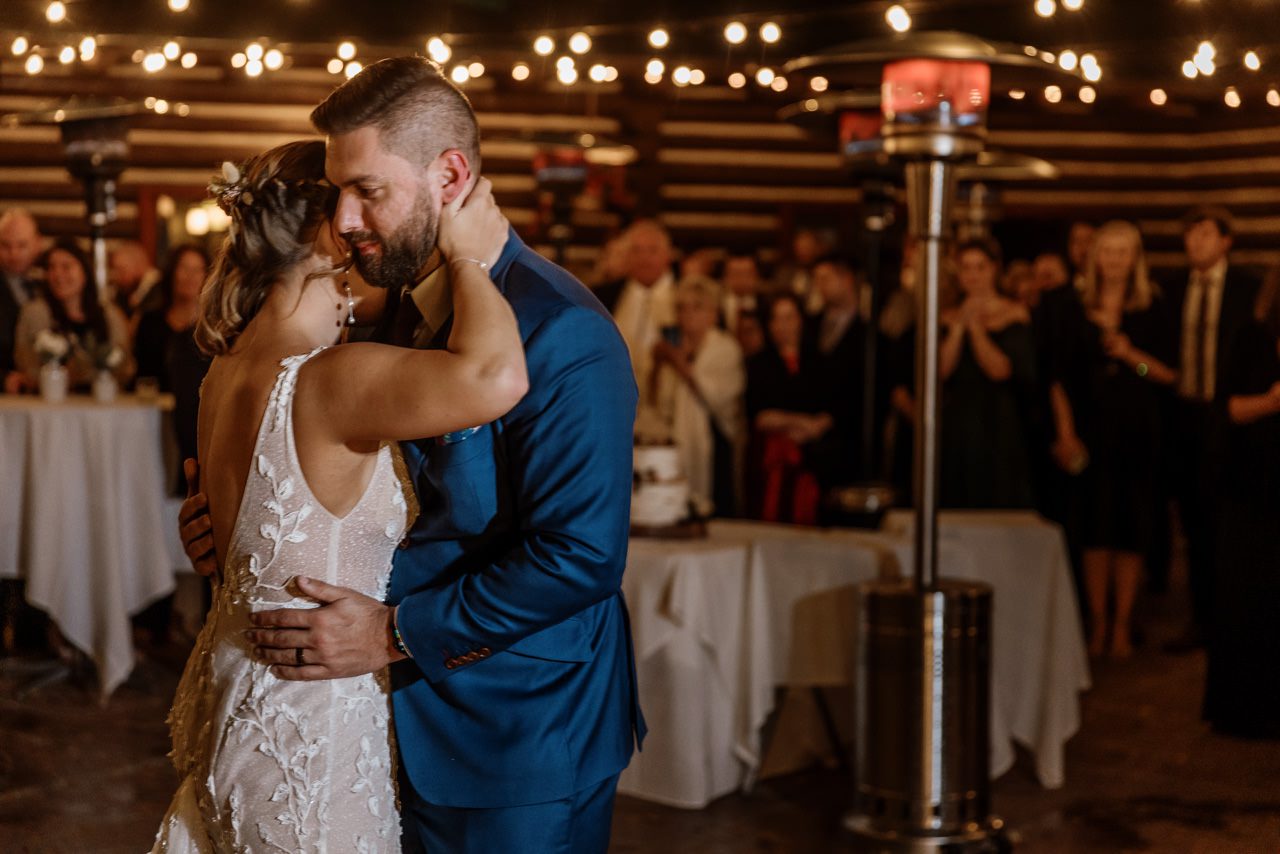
xmin=1164 ymin=205 xmax=1261 ymax=652
xmin=180 ymin=57 xmax=644 ymax=853
xmin=0 ymin=208 xmax=41 ymax=394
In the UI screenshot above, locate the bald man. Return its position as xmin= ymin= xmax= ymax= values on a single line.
xmin=108 ymin=240 xmax=162 ymax=319
xmin=0 ymin=209 xmax=42 ymax=393
xmin=593 ymin=219 xmax=678 ymax=397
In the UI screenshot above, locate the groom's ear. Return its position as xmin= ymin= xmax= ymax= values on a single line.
xmin=436 ymin=150 xmax=473 ymax=205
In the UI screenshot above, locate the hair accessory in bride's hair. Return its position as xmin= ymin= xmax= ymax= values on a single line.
xmin=209 ymin=161 xmax=256 ymax=214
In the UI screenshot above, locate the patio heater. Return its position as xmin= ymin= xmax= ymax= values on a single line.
xmin=527 ymin=131 xmax=636 ymax=266
xmin=1 ymin=99 xmax=149 ymax=297
xmin=785 ymin=32 xmax=1072 ymax=852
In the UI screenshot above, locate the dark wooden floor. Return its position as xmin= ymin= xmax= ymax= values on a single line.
xmin=2 ymin=594 xmax=1279 ymax=853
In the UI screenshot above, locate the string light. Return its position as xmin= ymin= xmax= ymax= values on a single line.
xmin=690 ymin=68 xmax=705 ymax=85
xmin=181 ymin=51 xmax=197 ymax=68
xmin=646 ymin=58 xmax=664 ymax=76
xmin=589 ymin=63 xmax=608 ymax=82
xmin=555 ymin=56 xmax=575 ymax=71
xmin=11 ymin=36 xmax=29 ymax=55
xmin=1044 ymin=84 xmax=1062 ymax=103
xmin=1058 ymin=50 xmax=1078 ymax=71
xmin=1035 ymin=0 xmax=1056 ymax=18
xmin=168 ymin=0 xmax=190 ymax=10
xmin=1224 ymin=87 xmax=1241 ymax=108
xmin=648 ymin=28 xmax=669 ymax=49
xmin=1268 ymin=88 xmax=1280 ymax=107
xmin=153 ymin=99 xmax=170 ymax=114
xmin=245 ymin=59 xmax=263 ymax=77
xmin=450 ymin=64 xmax=470 ymax=83
xmin=25 ymin=53 xmax=44 ymax=74
xmin=1009 ymin=89 xmax=1027 ymax=100
xmin=1197 ymin=41 xmax=1216 ymax=60
xmin=644 ymin=70 xmax=662 ymax=85
xmin=79 ymin=36 xmax=95 ymax=61
xmin=511 ymin=62 xmax=530 ymax=81
xmin=230 ymin=52 xmax=246 ymax=68
xmin=724 ymin=22 xmax=747 ymax=45
xmin=1062 ymin=0 xmax=1083 ymax=9
xmin=58 ymin=45 xmax=74 ymax=64
xmin=1078 ymin=85 xmax=1096 ymax=103
xmin=327 ymin=58 xmax=343 ymax=74
xmin=245 ymin=43 xmax=264 ymax=62
xmin=1081 ymin=53 xmax=1102 ymax=81
xmin=755 ymin=67 xmax=775 ymax=86
xmin=46 ymin=2 xmax=67 ymax=24
xmin=344 ymin=60 xmax=362 ymax=78
xmin=337 ymin=41 xmax=356 ymax=61
xmin=533 ymin=35 xmax=555 ymax=56
xmin=770 ymin=75 xmax=788 ymax=92
xmin=810 ymin=75 xmax=828 ymax=92
xmin=886 ymin=5 xmax=912 ymax=33
xmin=1181 ymin=60 xmax=1197 ymax=78
xmin=1150 ymin=88 xmax=1167 ymax=106
xmin=604 ymin=66 xmax=618 ymax=82
xmin=143 ymin=52 xmax=166 ymax=72
xmin=728 ymin=72 xmax=746 ymax=89
xmin=163 ymin=41 xmax=180 ymax=60
xmin=569 ymin=32 xmax=592 ymax=54
xmin=672 ymin=66 xmax=691 ymax=87
xmin=264 ymin=49 xmax=284 ymax=70
xmin=1194 ymin=53 xmax=1215 ymax=75
xmin=556 ymin=64 xmax=578 ymax=85
xmin=1245 ymin=50 xmax=1261 ymax=71
xmin=468 ymin=61 xmax=485 ymax=78
xmin=427 ymin=37 xmax=451 ymax=64
xmin=759 ymin=22 xmax=782 ymax=44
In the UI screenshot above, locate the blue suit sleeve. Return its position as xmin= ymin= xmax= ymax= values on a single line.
xmin=395 ymin=304 xmax=637 ymax=681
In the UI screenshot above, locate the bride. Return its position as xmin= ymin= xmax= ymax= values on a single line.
xmin=151 ymin=139 xmax=526 ymax=852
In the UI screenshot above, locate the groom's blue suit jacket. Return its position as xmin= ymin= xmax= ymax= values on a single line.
xmin=387 ymin=228 xmax=645 ymax=808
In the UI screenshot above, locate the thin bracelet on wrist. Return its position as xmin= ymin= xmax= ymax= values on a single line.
xmin=449 ymin=257 xmax=490 ymax=271
xmin=390 ymin=608 xmax=411 ymax=659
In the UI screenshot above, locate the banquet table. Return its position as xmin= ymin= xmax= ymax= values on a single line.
xmin=617 ymin=512 xmax=1090 ymax=808
xmin=0 ymin=393 xmax=177 ymax=698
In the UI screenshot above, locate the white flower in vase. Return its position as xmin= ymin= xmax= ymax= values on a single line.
xmin=34 ymin=329 xmax=71 ymax=364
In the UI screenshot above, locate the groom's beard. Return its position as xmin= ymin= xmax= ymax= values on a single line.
xmin=348 ymin=197 xmax=438 ymax=290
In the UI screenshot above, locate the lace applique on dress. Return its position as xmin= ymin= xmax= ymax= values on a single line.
xmin=153 ymin=347 xmax=414 ymax=853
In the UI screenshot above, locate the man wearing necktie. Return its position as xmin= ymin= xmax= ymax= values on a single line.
xmin=1165 ymin=206 xmax=1260 ymax=653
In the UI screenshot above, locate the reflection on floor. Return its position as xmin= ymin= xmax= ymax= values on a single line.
xmin=1 ymin=605 xmax=1278 ymax=853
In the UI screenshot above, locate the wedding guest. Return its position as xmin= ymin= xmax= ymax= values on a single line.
xmin=734 ymin=306 xmax=767 ymax=360
xmin=134 ymin=243 xmax=212 ymax=491
xmin=810 ymin=252 xmax=875 ymax=484
xmin=679 ymin=246 xmax=720 ymax=280
xmin=1004 ymin=259 xmax=1036 ymax=308
xmin=1 ymin=208 xmax=43 ymax=394
xmin=774 ymin=227 xmax=833 ymax=316
xmin=1163 ymin=205 xmax=1261 ymax=653
xmin=587 ymin=232 xmax=629 ymax=287
xmin=745 ymin=293 xmax=833 ymax=524
xmin=1062 ymin=221 xmax=1178 ymax=657
xmin=649 ymin=276 xmax=746 ymax=516
xmin=1203 ymin=273 xmax=1280 ymax=737
xmin=1067 ymin=220 xmax=1096 ymax=289
xmin=938 ymin=238 xmax=1037 ymax=509
xmin=594 ymin=219 xmax=677 ymax=398
xmin=14 ymin=238 xmax=134 ymax=390
xmin=108 ymin=239 xmax=162 ymax=322
xmin=720 ymin=250 xmax=766 ymax=331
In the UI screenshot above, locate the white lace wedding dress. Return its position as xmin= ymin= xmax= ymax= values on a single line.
xmin=152 ymin=348 xmax=415 ymax=854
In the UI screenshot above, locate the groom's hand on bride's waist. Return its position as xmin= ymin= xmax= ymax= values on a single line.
xmin=179 ymin=458 xmax=218 ymax=578
xmin=246 ymin=576 xmax=409 ymax=680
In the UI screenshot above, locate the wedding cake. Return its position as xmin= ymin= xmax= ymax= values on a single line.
xmin=631 ymin=444 xmax=691 ymax=529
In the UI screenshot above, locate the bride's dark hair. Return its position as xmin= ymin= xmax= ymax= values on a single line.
xmin=195 ymin=140 xmax=337 ymax=355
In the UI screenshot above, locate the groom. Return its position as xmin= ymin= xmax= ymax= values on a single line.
xmin=180 ymin=56 xmax=644 ymax=852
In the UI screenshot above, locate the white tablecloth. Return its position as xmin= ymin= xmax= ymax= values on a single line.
xmin=618 ymin=512 xmax=1090 ymax=808
xmin=0 ymin=394 xmax=176 ymax=698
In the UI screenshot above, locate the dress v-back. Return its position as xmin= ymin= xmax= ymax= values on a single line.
xmin=152 ymin=347 xmax=415 ymax=854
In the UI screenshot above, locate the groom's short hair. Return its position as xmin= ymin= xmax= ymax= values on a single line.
xmin=311 ymin=55 xmax=480 ymax=173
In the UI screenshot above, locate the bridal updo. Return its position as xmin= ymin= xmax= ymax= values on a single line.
xmin=195 ymin=140 xmax=336 ymax=355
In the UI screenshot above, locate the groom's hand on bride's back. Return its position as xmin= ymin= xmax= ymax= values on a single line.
xmin=179 ymin=457 xmax=218 ymax=577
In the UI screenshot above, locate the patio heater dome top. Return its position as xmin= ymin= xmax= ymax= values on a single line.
xmin=784 ymin=30 xmax=1075 ymax=85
